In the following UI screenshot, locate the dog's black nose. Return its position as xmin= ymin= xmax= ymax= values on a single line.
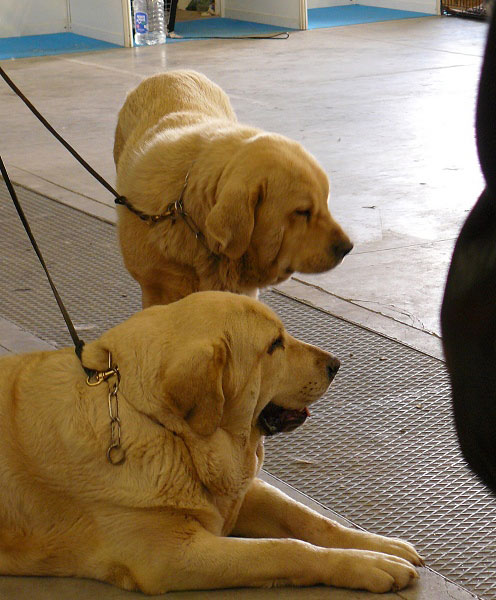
xmin=332 ymin=240 xmax=353 ymax=261
xmin=326 ymin=357 xmax=340 ymax=381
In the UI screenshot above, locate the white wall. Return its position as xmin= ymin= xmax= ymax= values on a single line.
xmin=0 ymin=0 xmax=68 ymax=37
xmin=70 ymin=0 xmax=129 ymax=45
xmin=308 ymin=0 xmax=437 ymax=12
xmin=308 ymin=0 xmax=355 ymax=7
xmin=361 ymin=0 xmax=437 ymax=13
xmin=0 ymin=0 xmax=131 ymax=44
xmin=223 ymin=0 xmax=302 ymax=29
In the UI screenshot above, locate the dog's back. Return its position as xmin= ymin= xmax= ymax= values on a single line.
xmin=113 ymin=70 xmax=237 ymax=167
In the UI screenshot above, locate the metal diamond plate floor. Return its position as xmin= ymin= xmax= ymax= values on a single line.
xmin=1 ymin=185 xmax=495 ymax=599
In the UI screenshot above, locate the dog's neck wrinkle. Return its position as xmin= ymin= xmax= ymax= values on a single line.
xmin=172 ymin=424 xmax=258 ymax=500
xmin=237 ymin=252 xmax=271 ymax=288
xmin=101 ymin=389 xmax=217 ymax=512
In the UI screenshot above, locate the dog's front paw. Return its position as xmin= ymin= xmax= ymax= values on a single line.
xmin=357 ymin=532 xmax=424 ymax=567
xmin=328 ymin=549 xmax=419 ymax=593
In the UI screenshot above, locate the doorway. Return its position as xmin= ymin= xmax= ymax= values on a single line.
xmin=168 ymin=0 xmax=220 ymax=34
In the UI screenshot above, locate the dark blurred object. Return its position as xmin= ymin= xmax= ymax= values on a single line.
xmin=167 ymin=0 xmax=178 ymax=33
xmin=441 ymin=12 xmax=496 ymax=495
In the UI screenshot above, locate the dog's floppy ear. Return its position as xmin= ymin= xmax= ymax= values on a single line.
xmin=163 ymin=339 xmax=227 ymax=436
xmin=205 ymin=182 xmax=261 ymax=260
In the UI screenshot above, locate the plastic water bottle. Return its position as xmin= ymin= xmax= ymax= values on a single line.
xmin=133 ymin=0 xmax=166 ymax=46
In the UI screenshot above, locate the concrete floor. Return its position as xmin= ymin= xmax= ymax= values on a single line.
xmin=0 ymin=13 xmax=489 ymax=599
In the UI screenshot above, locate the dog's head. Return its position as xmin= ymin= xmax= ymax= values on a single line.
xmin=82 ymin=292 xmax=338 ymax=438
xmin=204 ymin=133 xmax=353 ymax=286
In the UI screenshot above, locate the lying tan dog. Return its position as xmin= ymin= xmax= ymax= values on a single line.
xmin=0 ymin=292 xmax=421 ymax=594
xmin=114 ymin=70 xmax=353 ymax=308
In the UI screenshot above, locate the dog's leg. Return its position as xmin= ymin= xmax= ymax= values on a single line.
xmin=141 ymin=282 xmax=173 ymax=308
xmin=139 ymin=264 xmax=199 ymax=308
xmin=88 ymin=508 xmax=417 ymax=594
xmin=232 ymin=478 xmax=423 ymax=566
xmin=161 ymin=529 xmax=418 ymax=594
xmin=110 ymin=526 xmax=417 ymax=594
xmin=140 ymin=277 xmax=193 ymax=308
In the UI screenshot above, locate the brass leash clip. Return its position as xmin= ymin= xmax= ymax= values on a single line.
xmin=86 ymin=356 xmax=119 ymax=386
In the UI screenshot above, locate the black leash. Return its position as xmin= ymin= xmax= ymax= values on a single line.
xmin=0 ymin=65 xmax=123 ymax=200
xmin=0 ymin=156 xmax=93 ymax=376
xmin=174 ymin=32 xmax=290 ymax=40
xmin=0 ymin=64 xmax=123 ymax=376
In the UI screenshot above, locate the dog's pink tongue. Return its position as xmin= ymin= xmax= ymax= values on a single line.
xmin=259 ymin=403 xmax=310 ymax=436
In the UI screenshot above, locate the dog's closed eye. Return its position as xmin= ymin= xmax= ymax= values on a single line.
xmin=268 ymin=336 xmax=284 ymax=354
xmin=294 ymin=209 xmax=311 ymax=223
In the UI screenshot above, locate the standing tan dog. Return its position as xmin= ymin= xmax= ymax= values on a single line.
xmin=114 ymin=71 xmax=353 ymax=308
xmin=0 ymin=292 xmax=421 ymax=594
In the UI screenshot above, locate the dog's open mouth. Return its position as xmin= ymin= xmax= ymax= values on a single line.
xmin=258 ymin=402 xmax=310 ymax=436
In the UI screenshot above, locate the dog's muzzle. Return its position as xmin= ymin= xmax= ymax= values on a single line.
xmin=258 ymin=402 xmax=310 ymax=436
